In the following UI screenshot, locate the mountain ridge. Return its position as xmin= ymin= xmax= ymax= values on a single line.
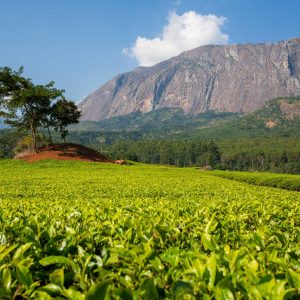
xmin=72 ymin=96 xmax=300 ymax=140
xmin=79 ymin=38 xmax=300 ymax=121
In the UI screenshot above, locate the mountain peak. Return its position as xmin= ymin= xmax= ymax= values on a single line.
xmin=79 ymin=38 xmax=300 ymax=121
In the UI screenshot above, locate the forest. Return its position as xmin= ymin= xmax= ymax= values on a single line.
xmin=1 ymin=128 xmax=300 ymax=173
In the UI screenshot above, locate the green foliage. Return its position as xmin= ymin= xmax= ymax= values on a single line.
xmin=70 ymin=108 xmax=237 ymax=134
xmin=106 ymin=140 xmax=221 ymax=167
xmin=217 ymin=137 xmax=300 ymax=174
xmin=51 ymin=98 xmax=81 ymax=142
xmin=0 ymin=66 xmax=64 ymax=152
xmin=0 ymin=66 xmax=81 ymax=151
xmin=65 ymin=96 xmax=300 ymax=173
xmin=186 ymin=96 xmax=300 ymax=141
xmin=0 ymin=160 xmax=300 ymax=298
xmin=0 ymin=129 xmax=22 ymax=157
xmin=210 ymin=170 xmax=300 ymax=191
xmin=70 ymin=96 xmax=300 ymax=142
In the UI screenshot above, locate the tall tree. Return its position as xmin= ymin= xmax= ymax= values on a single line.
xmin=0 ymin=67 xmax=64 ymax=152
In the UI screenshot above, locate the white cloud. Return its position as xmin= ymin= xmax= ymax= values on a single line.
xmin=123 ymin=11 xmax=229 ymax=67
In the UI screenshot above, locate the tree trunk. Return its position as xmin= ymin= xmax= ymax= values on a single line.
xmin=31 ymin=123 xmax=37 ymax=153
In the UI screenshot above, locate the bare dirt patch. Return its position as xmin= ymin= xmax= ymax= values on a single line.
xmin=16 ymin=143 xmax=115 ymax=163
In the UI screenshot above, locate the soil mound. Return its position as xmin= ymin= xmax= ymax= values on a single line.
xmin=16 ymin=143 xmax=114 ymax=163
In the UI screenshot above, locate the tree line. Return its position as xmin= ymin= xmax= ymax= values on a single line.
xmin=103 ymin=139 xmax=300 ymax=173
xmin=221 ymin=151 xmax=300 ymax=174
xmin=107 ymin=140 xmax=221 ymax=168
xmin=1 ymin=125 xmax=300 ymax=174
xmin=0 ymin=67 xmax=80 ymax=153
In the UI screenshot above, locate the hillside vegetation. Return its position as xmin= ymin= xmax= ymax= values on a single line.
xmin=68 ymin=96 xmax=300 ymax=173
xmin=70 ymin=108 xmax=237 ymax=136
xmin=2 ymin=96 xmax=300 ymax=173
xmin=1 ymin=160 xmax=300 ymax=298
xmin=72 ymin=96 xmax=300 ymax=141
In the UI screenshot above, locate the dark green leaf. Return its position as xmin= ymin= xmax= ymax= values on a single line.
xmin=86 ymin=281 xmax=109 ymax=300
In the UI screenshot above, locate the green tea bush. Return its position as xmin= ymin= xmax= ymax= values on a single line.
xmin=0 ymin=160 xmax=300 ymax=299
xmin=211 ymin=170 xmax=300 ymax=191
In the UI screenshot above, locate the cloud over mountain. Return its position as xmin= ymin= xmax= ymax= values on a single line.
xmin=123 ymin=11 xmax=229 ymax=66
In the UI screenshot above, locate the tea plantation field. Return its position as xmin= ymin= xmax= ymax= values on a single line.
xmin=210 ymin=170 xmax=300 ymax=191
xmin=0 ymin=160 xmax=300 ymax=299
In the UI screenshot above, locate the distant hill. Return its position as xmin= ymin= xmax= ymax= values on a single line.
xmin=190 ymin=95 xmax=300 ymax=140
xmin=71 ymin=108 xmax=238 ymax=134
xmin=2 ymin=96 xmax=300 ymax=172
xmin=72 ymin=96 xmax=300 ymax=173
xmin=79 ymin=38 xmax=300 ymax=121
xmin=71 ymin=96 xmax=300 ymax=141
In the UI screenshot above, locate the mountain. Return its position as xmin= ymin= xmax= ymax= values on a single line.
xmin=79 ymin=38 xmax=300 ymax=121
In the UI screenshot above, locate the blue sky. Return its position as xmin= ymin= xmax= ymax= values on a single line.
xmin=1 ymin=0 xmax=300 ymax=102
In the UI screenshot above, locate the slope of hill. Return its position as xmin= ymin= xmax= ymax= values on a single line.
xmin=71 ymin=108 xmax=238 ymax=133
xmin=72 ymin=96 xmax=300 ymax=141
xmin=2 ymin=97 xmax=300 ymax=171
xmin=189 ymin=96 xmax=300 ymax=140
xmin=69 ymin=96 xmax=300 ymax=173
xmin=15 ymin=143 xmax=114 ymax=163
xmin=79 ymin=38 xmax=300 ymax=121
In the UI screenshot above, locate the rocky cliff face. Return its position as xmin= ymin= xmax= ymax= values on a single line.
xmin=79 ymin=38 xmax=300 ymax=121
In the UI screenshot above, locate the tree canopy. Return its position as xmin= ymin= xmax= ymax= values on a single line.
xmin=51 ymin=98 xmax=81 ymax=142
xmin=0 ymin=66 xmax=81 ymax=152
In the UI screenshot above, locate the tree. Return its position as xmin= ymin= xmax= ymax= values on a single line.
xmin=0 ymin=66 xmax=67 ymax=152
xmin=0 ymin=67 xmax=24 ymax=94
xmin=51 ymin=98 xmax=81 ymax=143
